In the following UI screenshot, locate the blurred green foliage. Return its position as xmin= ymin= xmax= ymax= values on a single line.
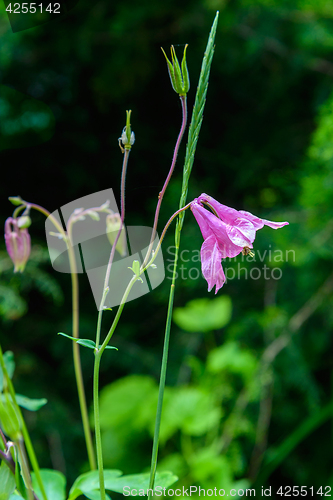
xmin=1 ymin=0 xmax=333 ymax=496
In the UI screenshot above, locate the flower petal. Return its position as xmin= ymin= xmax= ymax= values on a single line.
xmin=190 ymin=201 xmax=214 ymax=240
xmin=200 ymin=235 xmax=226 ymax=294
xmin=239 ymin=210 xmax=289 ymax=229
xmin=197 ymin=193 xmax=240 ymax=224
xmin=192 ymin=202 xmax=243 ymax=258
xmin=225 ymin=218 xmax=256 ymax=246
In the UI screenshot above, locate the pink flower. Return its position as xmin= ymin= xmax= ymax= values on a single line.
xmin=190 ymin=194 xmax=289 ymax=293
xmin=4 ymin=217 xmax=31 ymax=273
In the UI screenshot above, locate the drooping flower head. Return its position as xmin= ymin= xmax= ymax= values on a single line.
xmin=4 ymin=217 xmax=31 ymax=273
xmin=190 ymin=194 xmax=289 ymax=293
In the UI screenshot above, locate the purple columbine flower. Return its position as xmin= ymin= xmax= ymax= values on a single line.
xmin=4 ymin=217 xmax=31 ymax=273
xmin=190 ymin=194 xmax=289 ymax=294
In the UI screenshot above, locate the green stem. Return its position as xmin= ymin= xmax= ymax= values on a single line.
xmin=148 ymin=277 xmax=177 ymax=496
xmin=21 ymin=202 xmax=96 ymax=470
xmin=92 ymin=276 xmax=136 ymax=497
xmin=147 ymin=13 xmax=219 ymax=497
xmin=66 ymin=221 xmax=96 ymax=471
xmin=92 ymin=141 xmax=131 ymax=498
xmin=16 ymin=438 xmax=34 ymax=500
xmin=0 ymin=345 xmax=48 ymax=500
xmin=93 ymin=351 xmax=106 ymax=500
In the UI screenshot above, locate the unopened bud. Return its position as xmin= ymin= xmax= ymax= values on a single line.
xmin=106 ymin=214 xmax=127 ymax=257
xmin=119 ymin=110 xmax=135 ymax=152
xmin=17 ymin=216 xmax=31 ymax=229
xmin=4 ymin=217 xmax=31 ymax=273
xmin=0 ymin=396 xmax=21 ymax=441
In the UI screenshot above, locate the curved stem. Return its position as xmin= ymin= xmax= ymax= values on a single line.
xmin=142 ymin=95 xmax=187 ymax=269
xmin=101 ymin=149 xmax=130 ymax=309
xmin=142 ymin=202 xmax=192 ymax=272
xmin=20 ymin=201 xmax=96 ymax=470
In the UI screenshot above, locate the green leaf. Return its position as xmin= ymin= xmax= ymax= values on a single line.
xmin=104 ymin=470 xmax=178 ymax=494
xmin=207 ymin=342 xmax=257 ymax=382
xmin=31 ymin=469 xmax=66 ymax=500
xmin=103 ymin=346 xmax=118 ymax=351
xmin=15 ymin=394 xmax=47 ymax=411
xmin=83 ymin=492 xmax=111 ymax=500
xmin=58 ymin=333 xmax=96 ymax=350
xmin=0 ymin=393 xmax=47 ymax=412
xmin=177 ymin=11 xmax=219 ymax=227
xmin=158 ymin=387 xmax=221 ymax=442
xmin=173 ymin=296 xmax=232 ymax=332
xmin=76 ymin=339 xmax=96 ymax=349
xmin=69 ymin=469 xmax=177 ymax=498
xmin=8 ymin=197 xmax=24 ymax=206
xmin=97 ymin=375 xmax=157 ymax=430
xmin=0 ymin=351 xmax=15 ymax=392
xmin=0 ymin=462 xmax=16 ymax=500
xmin=68 ymin=470 xmax=122 ymax=500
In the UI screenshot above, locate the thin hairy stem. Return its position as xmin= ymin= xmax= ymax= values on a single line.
xmin=92 ymin=148 xmax=130 ymax=497
xmin=148 ymin=13 xmax=219 ymax=498
xmin=18 ymin=201 xmax=96 ymax=470
xmin=142 ymin=96 xmax=187 ymax=269
xmin=101 ymin=149 xmax=130 ymax=308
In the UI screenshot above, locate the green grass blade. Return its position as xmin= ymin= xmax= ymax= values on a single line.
xmin=177 ymin=10 xmax=219 ymax=233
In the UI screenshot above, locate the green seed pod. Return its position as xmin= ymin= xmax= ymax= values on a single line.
xmin=161 ymin=44 xmax=190 ymax=96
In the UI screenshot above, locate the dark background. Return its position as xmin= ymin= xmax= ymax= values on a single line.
xmin=1 ymin=0 xmax=333 ymax=496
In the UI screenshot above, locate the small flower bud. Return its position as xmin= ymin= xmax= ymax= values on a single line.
xmin=106 ymin=214 xmax=127 ymax=257
xmin=119 ymin=110 xmax=135 ymax=152
xmin=4 ymin=218 xmax=31 ymax=273
xmin=128 ymin=259 xmax=143 ymax=283
xmin=0 ymin=396 xmax=21 ymax=441
xmin=8 ymin=196 xmax=24 ymax=207
xmin=17 ymin=216 xmax=31 ymax=229
xmin=161 ymin=44 xmax=190 ymax=96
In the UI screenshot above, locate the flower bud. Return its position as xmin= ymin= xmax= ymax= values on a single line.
xmin=106 ymin=214 xmax=127 ymax=257
xmin=119 ymin=110 xmax=135 ymax=152
xmin=161 ymin=44 xmax=190 ymax=96
xmin=17 ymin=216 xmax=31 ymax=229
xmin=0 ymin=396 xmax=21 ymax=441
xmin=4 ymin=217 xmax=31 ymax=273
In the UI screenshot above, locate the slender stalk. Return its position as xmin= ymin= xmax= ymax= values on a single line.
xmin=142 ymin=96 xmax=187 ymax=269
xmin=92 ymin=276 xmax=136 ymax=498
xmin=0 ymin=345 xmax=47 ymax=500
xmin=16 ymin=438 xmax=34 ymax=500
xmin=93 ymin=352 xmax=105 ymax=500
xmin=143 ymin=203 xmax=192 ymax=271
xmin=25 ymin=202 xmax=96 ymax=471
xmin=92 ymin=148 xmax=130 ymax=497
xmin=66 ymin=220 xmax=96 ymax=471
xmin=148 ymin=280 xmax=176 ymax=496
xmin=147 ymin=13 xmax=219 ymax=497
xmin=91 ymin=201 xmax=191 ymax=499
xmin=100 ymin=148 xmax=130 ymax=310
